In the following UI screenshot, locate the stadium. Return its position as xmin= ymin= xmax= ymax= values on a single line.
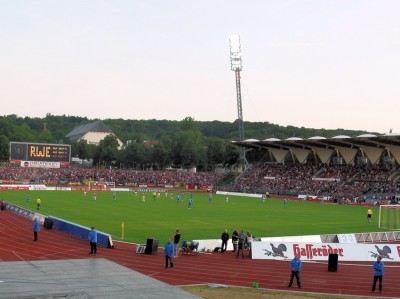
xmin=1 ymin=3 xmax=400 ymax=298
xmin=1 ymin=71 xmax=400 ymax=299
xmin=1 ymin=134 xmax=400 ymax=298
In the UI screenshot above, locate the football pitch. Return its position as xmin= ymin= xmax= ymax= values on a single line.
xmin=1 ymin=190 xmax=387 ymax=244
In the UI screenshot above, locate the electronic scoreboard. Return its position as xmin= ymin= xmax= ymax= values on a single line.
xmin=9 ymin=142 xmax=71 ymax=165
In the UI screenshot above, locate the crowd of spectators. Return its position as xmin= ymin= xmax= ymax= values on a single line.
xmin=0 ymin=166 xmax=224 ymax=188
xmin=1 ymin=163 xmax=400 ymax=197
xmin=233 ymin=163 xmax=400 ymax=197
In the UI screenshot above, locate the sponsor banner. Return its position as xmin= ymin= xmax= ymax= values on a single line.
xmin=216 ymin=191 xmax=262 ymax=198
xmin=153 ymin=184 xmax=174 ymax=188
xmin=110 ymin=188 xmax=131 ymax=192
xmin=52 ymin=186 xmax=72 ymax=191
xmin=0 ymin=184 xmax=47 ymax=191
xmin=298 ymin=194 xmax=331 ymax=201
xmin=90 ymin=187 xmax=111 ymax=191
xmin=5 ymin=203 xmax=45 ymax=223
xmin=199 ymin=185 xmax=209 ymax=190
xmin=9 ymin=160 xmax=21 ymax=164
xmin=0 ymin=185 xmax=29 ymax=190
xmin=20 ymin=161 xmax=61 ymax=168
xmin=30 ymin=185 xmax=47 ymax=190
xmin=252 ymin=241 xmax=400 ymax=262
xmin=0 ymin=179 xmax=16 ymax=184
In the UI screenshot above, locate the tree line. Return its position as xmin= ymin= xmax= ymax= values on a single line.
xmin=0 ymin=114 xmax=369 ymax=171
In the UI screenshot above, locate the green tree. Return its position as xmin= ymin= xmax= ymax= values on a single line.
xmin=173 ymin=131 xmax=203 ymax=168
xmin=0 ymin=117 xmax=13 ymax=137
xmin=93 ymin=135 xmax=120 ymax=167
xmin=74 ymin=139 xmax=90 ymax=160
xmin=207 ymin=138 xmax=226 ymax=170
xmin=0 ymin=135 xmax=10 ymax=161
xmin=151 ymin=142 xmax=170 ymax=170
xmin=224 ymin=143 xmax=240 ymax=170
xmin=121 ymin=140 xmax=147 ymax=169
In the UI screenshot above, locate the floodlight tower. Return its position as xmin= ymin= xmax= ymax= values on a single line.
xmin=229 ymin=35 xmax=248 ymax=170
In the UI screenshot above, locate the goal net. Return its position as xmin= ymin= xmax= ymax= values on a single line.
xmin=378 ymin=205 xmax=400 ymax=230
xmin=87 ymin=180 xmax=115 ymax=190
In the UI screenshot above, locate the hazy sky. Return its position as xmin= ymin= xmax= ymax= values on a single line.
xmin=1 ymin=0 xmax=399 ymax=134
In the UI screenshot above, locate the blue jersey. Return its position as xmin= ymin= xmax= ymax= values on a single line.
xmin=88 ymin=230 xmax=98 ymax=243
xmin=373 ymin=261 xmax=384 ymax=276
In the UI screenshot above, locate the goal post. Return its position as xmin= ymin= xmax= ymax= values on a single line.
xmin=378 ymin=205 xmax=400 ymax=230
xmin=87 ymin=180 xmax=115 ymax=190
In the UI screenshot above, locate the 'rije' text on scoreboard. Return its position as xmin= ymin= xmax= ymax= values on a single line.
xmin=9 ymin=142 xmax=71 ymax=163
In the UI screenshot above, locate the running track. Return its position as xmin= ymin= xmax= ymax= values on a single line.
xmin=1 ymin=210 xmax=399 ymax=298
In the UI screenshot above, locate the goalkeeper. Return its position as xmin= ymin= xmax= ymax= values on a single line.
xmin=367 ymin=208 xmax=373 ymax=223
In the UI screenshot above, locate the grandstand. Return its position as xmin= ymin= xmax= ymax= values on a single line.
xmin=229 ymin=133 xmax=400 ymax=200
xmin=232 ymin=133 xmax=400 ymax=165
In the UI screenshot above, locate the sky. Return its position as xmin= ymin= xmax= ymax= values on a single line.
xmin=1 ymin=0 xmax=400 ymax=134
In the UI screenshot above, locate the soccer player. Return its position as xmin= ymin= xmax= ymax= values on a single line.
xmin=36 ymin=197 xmax=41 ymax=210
xmin=188 ymin=197 xmax=193 ymax=209
xmin=367 ymin=208 xmax=373 ymax=223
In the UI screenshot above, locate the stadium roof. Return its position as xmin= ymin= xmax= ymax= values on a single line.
xmin=232 ymin=133 xmax=400 ymax=165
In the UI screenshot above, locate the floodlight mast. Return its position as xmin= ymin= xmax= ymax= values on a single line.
xmin=229 ymin=35 xmax=248 ymax=170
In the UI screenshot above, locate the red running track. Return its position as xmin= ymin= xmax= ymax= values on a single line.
xmin=1 ymin=210 xmax=399 ymax=298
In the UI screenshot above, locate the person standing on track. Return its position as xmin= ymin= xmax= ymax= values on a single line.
xmin=88 ymin=227 xmax=98 ymax=254
xmin=33 ymin=217 xmax=40 ymax=241
xmin=173 ymin=229 xmax=181 ymax=257
xmin=221 ymin=229 xmax=229 ymax=252
xmin=232 ymin=228 xmax=239 ymax=252
xmin=288 ymin=254 xmax=302 ymax=288
xmin=236 ymin=230 xmax=245 ymax=258
xmin=164 ymin=238 xmax=174 ymax=269
xmin=371 ymin=255 xmax=384 ymax=293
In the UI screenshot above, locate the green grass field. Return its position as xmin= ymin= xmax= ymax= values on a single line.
xmin=1 ymin=190 xmax=387 ymax=244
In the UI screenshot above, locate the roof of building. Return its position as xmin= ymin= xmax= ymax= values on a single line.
xmin=66 ymin=121 xmax=114 ymax=140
